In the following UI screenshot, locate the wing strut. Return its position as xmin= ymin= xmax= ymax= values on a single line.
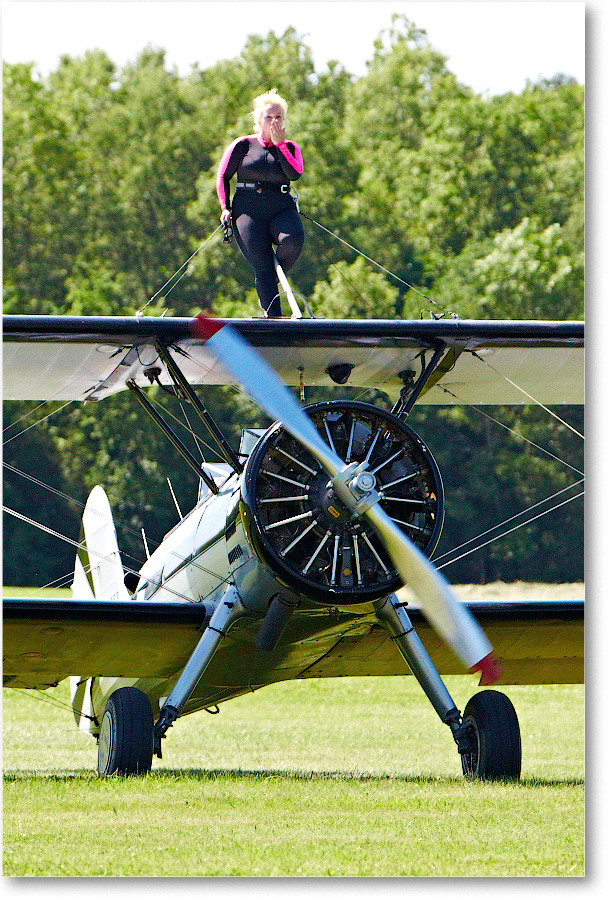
xmin=153 ymin=586 xmax=249 ymax=757
xmin=127 ymin=381 xmax=219 ymax=494
xmin=392 ymin=343 xmax=450 ymax=418
xmin=156 ymin=343 xmax=243 ymax=473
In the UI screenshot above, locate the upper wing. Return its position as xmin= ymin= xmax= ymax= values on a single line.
xmin=3 ymin=316 xmax=584 ymax=405
xmin=3 ymin=596 xmax=583 ymax=691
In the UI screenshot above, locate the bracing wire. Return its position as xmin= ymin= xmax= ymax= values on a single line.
xmin=3 ymin=398 xmax=70 ymax=437
xmin=436 ymin=489 xmax=583 ymax=571
xmin=3 ymin=461 xmax=86 ymax=511
xmin=433 ymin=479 xmax=584 ymax=568
xmin=8 ymin=686 xmax=98 ymax=722
xmin=3 ymin=399 xmax=75 ymax=445
xmin=137 ymin=224 xmax=223 ymax=315
xmin=2 ymin=505 xmax=231 ymax=604
xmin=439 ymin=387 xmax=584 ymax=476
xmin=155 ymin=387 xmax=224 ymax=462
xmin=3 ymin=506 xmax=139 ymax=580
xmin=471 ymin=351 xmax=585 ymax=440
xmin=3 ymin=460 xmax=161 ymax=556
xmin=429 ymin=384 xmax=584 ymax=563
xmin=300 ymin=209 xmax=455 ymax=316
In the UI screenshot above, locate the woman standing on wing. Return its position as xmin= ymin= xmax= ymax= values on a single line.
xmin=217 ymin=90 xmax=304 ymax=317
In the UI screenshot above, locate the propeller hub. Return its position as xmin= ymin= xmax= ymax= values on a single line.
xmin=352 ymin=471 xmax=376 ymax=495
xmin=311 ymin=476 xmax=353 ymax=529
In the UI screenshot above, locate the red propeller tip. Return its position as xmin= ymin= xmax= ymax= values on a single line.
xmin=189 ymin=313 xmax=225 ymax=341
xmin=470 ymin=652 xmax=502 ymax=686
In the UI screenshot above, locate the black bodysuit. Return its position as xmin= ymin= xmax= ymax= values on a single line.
xmin=217 ymin=134 xmax=304 ymax=316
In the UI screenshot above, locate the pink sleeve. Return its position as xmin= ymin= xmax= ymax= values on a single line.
xmin=216 ymin=138 xmax=241 ymax=210
xmin=276 ymin=140 xmax=304 ymax=176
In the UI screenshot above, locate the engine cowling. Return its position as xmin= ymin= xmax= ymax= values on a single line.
xmin=240 ymin=400 xmax=444 ymax=604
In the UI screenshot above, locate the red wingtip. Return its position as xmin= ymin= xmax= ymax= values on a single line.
xmin=470 ymin=652 xmax=502 ymax=686
xmin=189 ymin=312 xmax=226 ymax=341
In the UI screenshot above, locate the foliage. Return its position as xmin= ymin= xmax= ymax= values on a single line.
xmin=3 ymin=404 xmax=81 ymax=586
xmin=310 ymin=257 xmax=399 ymax=319
xmin=2 ymin=18 xmax=583 ymax=584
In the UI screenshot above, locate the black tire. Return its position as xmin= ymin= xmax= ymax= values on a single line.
xmin=97 ymin=687 xmax=154 ymax=776
xmin=461 ymin=690 xmax=521 ymax=781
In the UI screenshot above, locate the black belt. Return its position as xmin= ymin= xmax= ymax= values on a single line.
xmin=236 ymin=181 xmax=291 ymax=194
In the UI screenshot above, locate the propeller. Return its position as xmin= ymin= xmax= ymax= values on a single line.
xmin=190 ymin=314 xmax=500 ymax=684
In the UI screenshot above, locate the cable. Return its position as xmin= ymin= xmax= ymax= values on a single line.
xmin=138 ymin=225 xmax=222 ymax=314
xmin=2 ymin=505 xmax=230 ymax=605
xmin=300 ymin=209 xmax=455 ymax=315
xmin=437 ymin=489 xmax=583 ymax=571
xmin=433 ymin=479 xmax=584 ymax=567
xmin=471 ymin=351 xmax=584 ymax=440
xmin=438 ymin=386 xmax=584 ymax=476
xmin=7 ymin=687 xmax=98 ymax=723
xmin=3 ymin=400 xmax=75 ymax=445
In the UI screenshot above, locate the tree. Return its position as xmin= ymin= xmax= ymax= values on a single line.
xmin=3 ymin=64 xmax=85 ymax=313
xmin=309 ymin=257 xmax=398 ymax=319
xmin=433 ymin=217 xmax=583 ymax=320
xmin=2 ymin=25 xmax=584 ymax=586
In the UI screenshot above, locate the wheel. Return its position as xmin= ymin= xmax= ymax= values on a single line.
xmin=97 ymin=687 xmax=154 ymax=776
xmin=461 ymin=690 xmax=521 ymax=781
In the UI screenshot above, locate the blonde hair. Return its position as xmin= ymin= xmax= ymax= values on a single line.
xmin=252 ymin=89 xmax=288 ymax=132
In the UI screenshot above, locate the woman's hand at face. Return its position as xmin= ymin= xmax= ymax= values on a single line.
xmin=270 ymin=120 xmax=286 ymax=144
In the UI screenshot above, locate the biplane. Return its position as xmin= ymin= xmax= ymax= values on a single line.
xmin=2 ymin=312 xmax=584 ymax=779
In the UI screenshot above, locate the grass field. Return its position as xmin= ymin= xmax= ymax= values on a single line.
xmin=3 ymin=583 xmax=585 ymax=877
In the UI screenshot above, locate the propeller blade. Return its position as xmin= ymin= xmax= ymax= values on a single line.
xmin=364 ymin=503 xmax=497 ymax=681
xmin=190 ymin=315 xmax=500 ymax=683
xmin=190 ymin=315 xmax=343 ymax=475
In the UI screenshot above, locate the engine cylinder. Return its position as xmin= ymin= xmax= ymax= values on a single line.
xmin=241 ymin=400 xmax=444 ymax=604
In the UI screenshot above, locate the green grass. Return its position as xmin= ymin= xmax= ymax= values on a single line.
xmin=3 ymin=677 xmax=584 ymax=876
xmin=3 ymin=586 xmax=73 ymax=598
xmin=3 ymin=583 xmax=584 ymax=876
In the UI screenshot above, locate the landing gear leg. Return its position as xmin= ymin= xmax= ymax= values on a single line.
xmin=153 ymin=586 xmax=248 ymax=758
xmin=373 ymin=594 xmax=521 ymax=781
